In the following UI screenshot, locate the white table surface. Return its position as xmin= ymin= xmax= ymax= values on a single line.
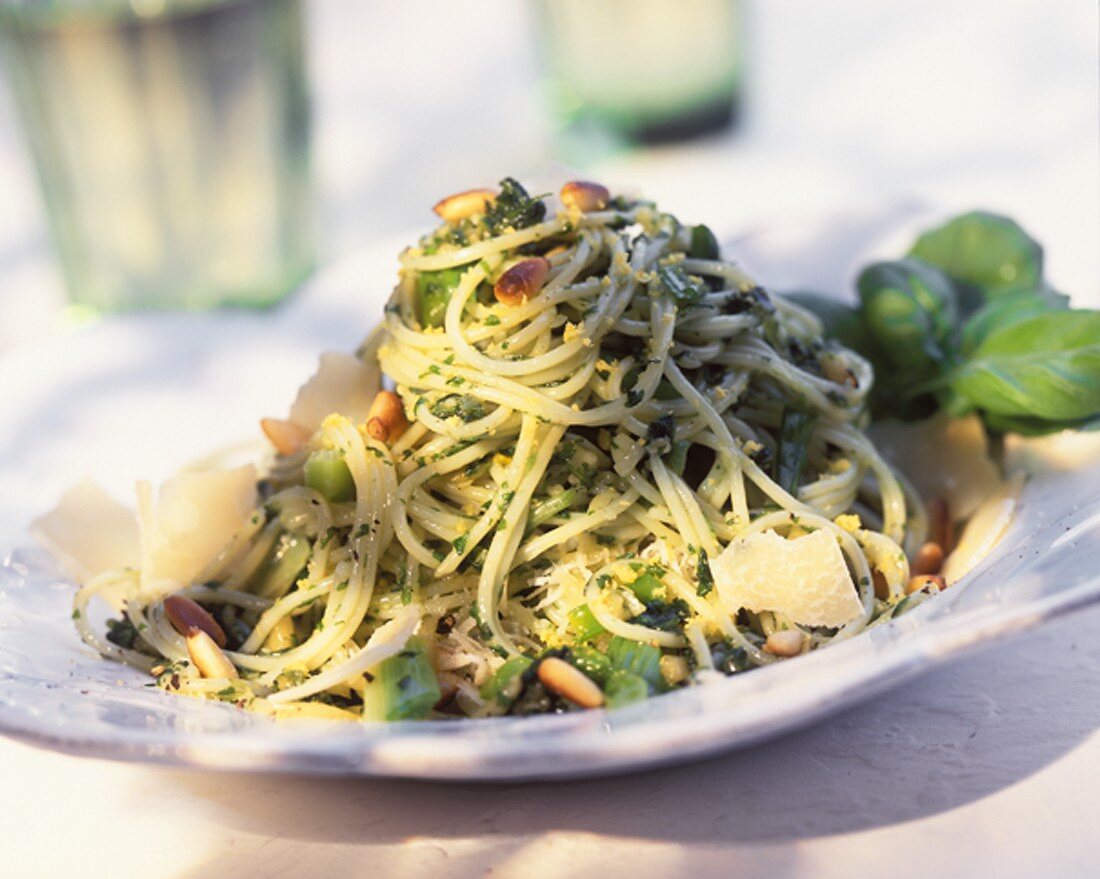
xmin=1 ymin=2 xmax=1098 ymax=877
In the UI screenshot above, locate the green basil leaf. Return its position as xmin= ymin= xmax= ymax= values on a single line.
xmin=951 ymin=311 xmax=1100 ymax=420
xmin=908 ymin=211 xmax=1043 ymax=298
xmin=984 ymin=412 xmax=1098 ymax=437
xmin=784 ymin=291 xmax=874 ymax=353
xmin=776 ymin=408 xmax=817 ymax=493
xmin=857 ymin=259 xmax=959 ymax=378
xmin=960 ymin=288 xmax=1066 ymax=355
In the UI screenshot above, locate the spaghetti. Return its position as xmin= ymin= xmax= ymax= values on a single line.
xmin=70 ymin=178 xmax=944 ymax=720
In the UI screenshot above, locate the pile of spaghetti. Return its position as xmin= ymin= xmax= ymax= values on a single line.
xmin=56 ymin=178 xmax=944 ymax=721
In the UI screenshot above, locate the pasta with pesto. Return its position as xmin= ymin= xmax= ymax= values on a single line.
xmin=52 ymin=177 xmax=970 ymax=721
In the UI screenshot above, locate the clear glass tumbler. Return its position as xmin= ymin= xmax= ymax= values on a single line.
xmin=536 ymin=0 xmax=743 ymax=150
xmin=0 ymin=0 xmax=312 ymax=311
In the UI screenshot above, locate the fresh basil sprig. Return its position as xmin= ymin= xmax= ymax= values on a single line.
xmin=791 ymin=211 xmax=1100 ymax=435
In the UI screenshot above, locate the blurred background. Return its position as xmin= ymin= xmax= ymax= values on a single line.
xmin=0 ymin=0 xmax=1096 ymax=349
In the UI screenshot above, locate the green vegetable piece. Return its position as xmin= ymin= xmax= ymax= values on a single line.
xmin=689 ymin=224 xmax=720 ymax=259
xmin=959 ymin=288 xmax=1067 ymax=355
xmin=252 ymin=532 xmax=311 ymax=600
xmin=483 ymin=177 xmax=547 ymax=235
xmin=604 ymin=669 xmax=649 ymax=709
xmin=569 ymin=645 xmax=612 ymax=685
xmin=695 ymin=547 xmax=714 ymax=598
xmin=105 ymin=616 xmax=139 ymax=649
xmin=951 ymin=310 xmax=1100 ymax=422
xmin=653 ymin=379 xmax=680 ymax=400
xmin=528 ymin=488 xmax=579 ymax=529
xmin=416 ymin=266 xmax=465 ymax=328
xmin=567 ymin=604 xmax=606 ymax=642
xmin=304 ymin=450 xmax=355 ymax=502
xmin=909 ymin=210 xmax=1043 ymax=298
xmin=784 ymin=291 xmax=874 ymax=353
xmin=657 ymin=264 xmax=704 ymax=307
xmin=606 ymin=636 xmax=663 ymax=690
xmin=857 ymin=259 xmax=959 ymax=377
xmin=373 ymin=636 xmax=441 ymax=721
xmin=666 ymin=440 xmax=689 ymax=476
xmin=479 ymin=656 xmax=532 ymax=701
xmin=630 ymin=572 xmax=664 ymax=603
xmin=777 ymin=408 xmax=817 ymax=494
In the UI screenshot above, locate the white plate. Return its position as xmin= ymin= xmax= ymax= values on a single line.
xmin=1 ymin=221 xmax=1098 ymax=781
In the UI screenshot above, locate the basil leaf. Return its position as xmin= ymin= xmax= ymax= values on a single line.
xmin=657 ymin=264 xmax=704 ymax=307
xmin=483 ymin=177 xmax=546 ymax=234
xmin=951 ymin=311 xmax=1100 ymax=421
xmin=777 ymin=408 xmax=817 ymax=494
xmin=689 ymin=224 xmax=720 ymax=259
xmin=960 ymin=288 xmax=1066 ymax=355
xmin=909 ymin=211 xmax=1043 ymax=300
xmin=984 ymin=412 xmax=1098 ymax=437
xmin=784 ymin=291 xmax=873 ymax=353
xmin=857 ymin=259 xmax=959 ymax=377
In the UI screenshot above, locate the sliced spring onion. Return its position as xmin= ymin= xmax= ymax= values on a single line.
xmin=604 ymin=669 xmax=649 ymax=708
xmin=371 ymin=636 xmax=440 ymax=721
xmin=569 ymin=645 xmax=611 ymax=685
xmin=479 ymin=656 xmax=532 ymax=701
xmin=304 ymin=450 xmax=355 ymax=502
xmin=607 ymin=636 xmax=663 ymax=690
xmin=567 ymin=604 xmax=605 ymax=642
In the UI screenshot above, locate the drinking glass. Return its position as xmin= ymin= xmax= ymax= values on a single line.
xmin=0 ymin=0 xmax=312 ymax=311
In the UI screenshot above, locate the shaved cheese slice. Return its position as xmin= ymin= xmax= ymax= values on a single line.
xmin=30 ymin=479 xmax=141 ymax=584
xmin=137 ymin=465 xmax=258 ymax=591
xmin=943 ymin=472 xmax=1024 ymax=585
xmin=871 ymin=414 xmax=1000 ymax=520
xmin=712 ymin=528 xmax=862 ymax=628
xmin=288 ymin=352 xmax=381 ymax=432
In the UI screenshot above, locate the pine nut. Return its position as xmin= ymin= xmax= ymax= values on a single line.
xmin=186 ymin=628 xmax=239 ymax=679
xmin=906 ymin=573 xmax=946 ymax=594
xmin=660 ymin=654 xmax=690 ymax=686
xmin=537 ymin=657 xmax=604 ymax=708
xmin=433 ymin=188 xmax=496 ymax=222
xmin=164 ymin=594 xmax=227 ymax=647
xmin=872 ymin=568 xmax=890 ymax=600
xmin=764 ymin=629 xmax=804 ymax=657
xmin=494 ymin=257 xmax=550 ymax=306
xmin=262 ymin=615 xmax=296 ymax=652
xmin=366 ymin=390 xmax=408 ymax=444
xmin=820 ymin=353 xmax=857 ymax=387
xmin=912 ymin=541 xmax=945 ymax=576
xmin=260 ymin=417 xmax=312 ymax=456
xmin=927 ymin=497 xmax=955 ymax=554
xmin=560 ymin=180 xmax=610 ymax=212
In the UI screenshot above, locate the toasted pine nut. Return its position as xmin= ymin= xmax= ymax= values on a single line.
xmin=186 ymin=629 xmax=239 ymax=679
xmin=820 ymin=353 xmax=859 ymax=388
xmin=906 ymin=573 xmax=946 ymax=594
xmin=494 ymin=257 xmax=550 ymax=306
xmin=659 ymin=654 xmax=690 ymax=686
xmin=537 ymin=657 xmax=604 ymax=708
xmin=164 ymin=595 xmax=227 ymax=647
xmin=366 ymin=390 xmax=408 ymax=444
xmin=262 ymin=615 xmax=296 ymax=653
xmin=927 ymin=497 xmax=955 ymax=555
xmin=872 ymin=568 xmax=890 ymax=600
xmin=764 ymin=630 xmax=804 ymax=657
xmin=912 ymin=541 xmax=945 ymax=576
xmin=560 ymin=180 xmax=610 ymax=212
xmin=433 ymin=188 xmax=496 ymax=222
xmin=260 ymin=417 xmax=312 ymax=456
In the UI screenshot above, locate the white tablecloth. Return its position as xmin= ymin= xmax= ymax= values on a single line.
xmin=1 ymin=2 xmax=1097 ymax=877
